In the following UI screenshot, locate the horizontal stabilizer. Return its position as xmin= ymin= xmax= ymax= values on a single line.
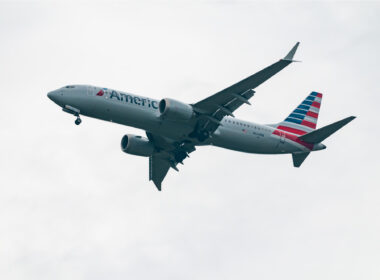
xmin=299 ymin=116 xmax=356 ymax=144
xmin=292 ymin=152 xmax=310 ymax=167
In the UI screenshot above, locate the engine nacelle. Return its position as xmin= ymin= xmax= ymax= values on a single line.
xmin=158 ymin=98 xmax=194 ymax=120
xmin=121 ymin=134 xmax=154 ymax=157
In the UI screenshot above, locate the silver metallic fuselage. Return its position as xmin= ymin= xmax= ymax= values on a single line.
xmin=48 ymin=85 xmax=324 ymax=155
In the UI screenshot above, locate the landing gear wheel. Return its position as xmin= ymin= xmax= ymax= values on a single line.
xmin=75 ymin=117 xmax=82 ymax=125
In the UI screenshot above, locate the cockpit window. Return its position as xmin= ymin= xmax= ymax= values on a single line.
xmin=65 ymin=85 xmax=75 ymax=89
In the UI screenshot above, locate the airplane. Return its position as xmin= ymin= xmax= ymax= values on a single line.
xmin=47 ymin=42 xmax=355 ymax=191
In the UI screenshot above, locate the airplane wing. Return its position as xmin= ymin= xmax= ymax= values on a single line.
xmin=149 ymin=155 xmax=171 ymax=191
xmin=148 ymin=43 xmax=300 ymax=190
xmin=147 ymin=132 xmax=196 ymax=190
xmin=193 ymin=42 xmax=300 ymax=134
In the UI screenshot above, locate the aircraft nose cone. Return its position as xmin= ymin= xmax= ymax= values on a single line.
xmin=47 ymin=89 xmax=62 ymax=103
xmin=47 ymin=89 xmax=65 ymax=107
xmin=47 ymin=91 xmax=54 ymax=100
xmin=47 ymin=90 xmax=58 ymax=102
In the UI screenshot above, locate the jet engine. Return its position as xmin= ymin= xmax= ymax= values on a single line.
xmin=158 ymin=98 xmax=194 ymax=120
xmin=121 ymin=134 xmax=154 ymax=157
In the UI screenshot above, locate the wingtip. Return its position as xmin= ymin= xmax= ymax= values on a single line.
xmin=345 ymin=116 xmax=356 ymax=122
xmin=283 ymin=42 xmax=300 ymax=61
xmin=346 ymin=116 xmax=356 ymax=123
xmin=153 ymin=181 xmax=162 ymax=191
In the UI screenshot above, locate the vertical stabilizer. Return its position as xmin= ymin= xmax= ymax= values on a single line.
xmin=277 ymin=91 xmax=323 ymax=136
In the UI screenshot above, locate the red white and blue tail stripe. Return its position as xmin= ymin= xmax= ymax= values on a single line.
xmin=272 ymin=91 xmax=323 ymax=150
xmin=278 ymin=91 xmax=322 ymax=134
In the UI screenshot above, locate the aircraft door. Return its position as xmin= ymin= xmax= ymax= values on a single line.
xmin=280 ymin=131 xmax=286 ymax=144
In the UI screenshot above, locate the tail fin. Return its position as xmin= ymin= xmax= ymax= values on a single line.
xmin=299 ymin=116 xmax=356 ymax=144
xmin=277 ymin=91 xmax=323 ymax=135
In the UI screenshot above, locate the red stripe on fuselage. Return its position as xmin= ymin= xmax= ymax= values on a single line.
xmin=306 ymin=111 xmax=318 ymax=118
xmin=273 ymin=130 xmax=314 ymax=150
xmin=301 ymin=120 xmax=316 ymax=129
xmin=277 ymin=125 xmax=308 ymax=135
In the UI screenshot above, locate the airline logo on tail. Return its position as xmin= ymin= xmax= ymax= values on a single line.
xmin=273 ymin=92 xmax=323 ymax=150
xmin=282 ymin=91 xmax=322 ymax=132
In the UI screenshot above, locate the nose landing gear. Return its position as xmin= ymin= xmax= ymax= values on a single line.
xmin=62 ymin=105 xmax=82 ymax=126
xmin=75 ymin=117 xmax=82 ymax=125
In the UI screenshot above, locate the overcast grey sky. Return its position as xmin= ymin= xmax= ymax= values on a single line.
xmin=0 ymin=1 xmax=379 ymax=280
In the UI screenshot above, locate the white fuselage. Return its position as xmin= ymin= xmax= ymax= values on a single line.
xmin=48 ymin=85 xmax=319 ymax=155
